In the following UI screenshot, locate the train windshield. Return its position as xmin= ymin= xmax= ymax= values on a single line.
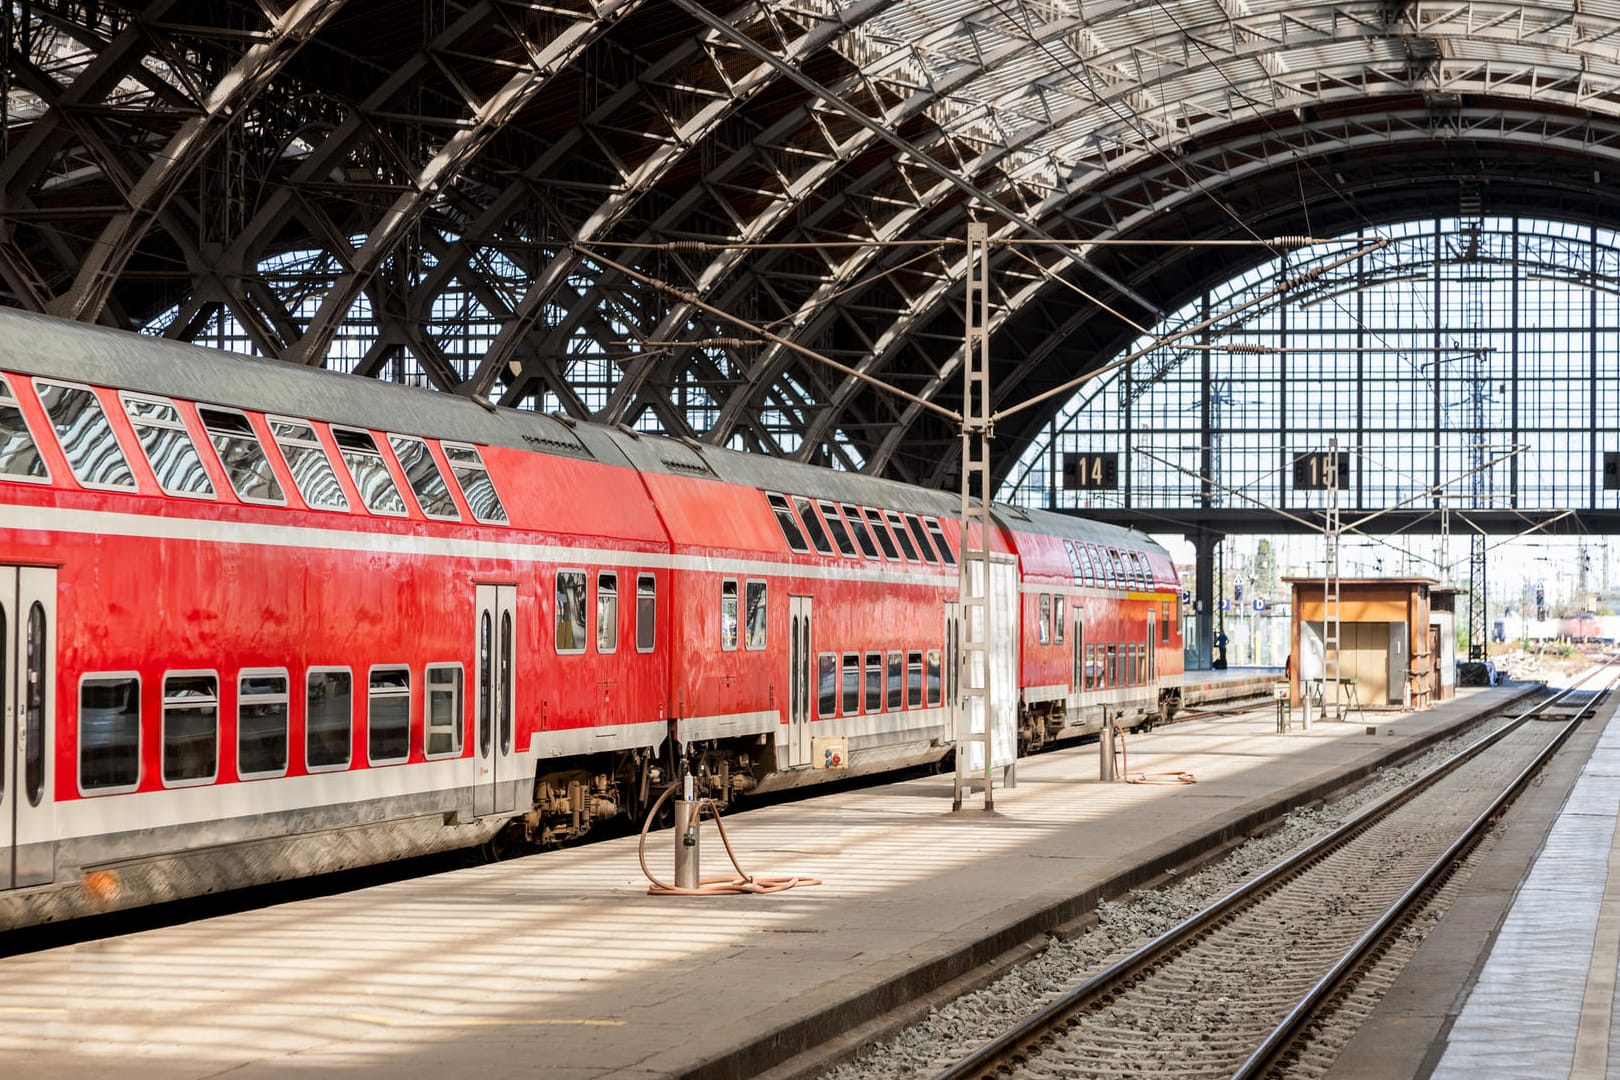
xmin=0 ymin=376 xmax=48 ymax=481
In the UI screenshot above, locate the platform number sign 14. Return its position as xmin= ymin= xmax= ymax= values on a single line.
xmin=1292 ymin=451 xmax=1349 ymax=491
xmin=1062 ymin=452 xmax=1119 ymax=491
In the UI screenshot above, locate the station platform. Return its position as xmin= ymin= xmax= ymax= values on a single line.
xmin=0 ymin=686 xmax=1534 ymax=1080
xmin=1328 ymin=685 xmax=1620 ymax=1080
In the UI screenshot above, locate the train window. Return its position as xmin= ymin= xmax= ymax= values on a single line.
xmin=122 ymin=395 xmax=214 ymax=497
xmin=744 ymin=580 xmax=767 ymax=650
xmin=79 ymin=674 xmax=140 ymax=793
xmin=792 ymin=496 xmax=835 ymax=556
xmin=1038 ymin=595 xmax=1051 ymax=644
xmin=1089 ymin=544 xmax=1111 ymax=586
xmin=842 ymin=503 xmax=881 ymax=558
xmin=885 ymin=511 xmax=920 ymax=561
xmin=555 ymin=570 xmax=587 ymax=654
xmin=1161 ymin=602 xmax=1172 ymax=643
xmin=924 ymin=518 xmax=956 ymax=565
xmin=907 ymin=651 xmax=923 ymax=708
xmin=862 ymin=508 xmax=901 ymax=560
xmin=499 ymin=610 xmax=513 ymax=755
xmin=198 ymin=406 xmax=284 ymax=504
xmin=443 ymin=443 xmax=508 ymax=524
xmin=237 ymin=671 xmax=289 ymax=779
xmin=24 ymin=603 xmax=44 ymax=806
xmin=367 ymin=667 xmax=411 ymax=765
xmin=597 ymin=572 xmax=619 ymax=653
xmin=1074 ymin=620 xmax=1084 ymax=687
xmin=390 ymin=436 xmax=461 ymax=520
xmin=1055 ymin=596 xmax=1065 ymax=645
xmin=37 ymin=381 xmax=136 ymax=491
xmin=817 ymin=501 xmax=859 ymax=557
xmin=1108 ymin=548 xmax=1127 ymax=588
xmin=0 ymin=376 xmax=47 ymax=482
xmin=841 ymin=653 xmax=860 ymax=715
xmin=766 ymin=492 xmax=809 ymax=553
xmin=721 ymin=579 xmax=739 ymax=651
xmin=817 ymin=654 xmax=837 ymax=718
xmin=761 ymin=495 xmax=806 ymax=553
xmin=1076 ymin=544 xmax=1095 ymax=585
xmin=425 ymin=664 xmax=463 ymax=758
xmin=865 ymin=652 xmax=882 ymax=713
xmin=903 ymin=514 xmax=939 ymax=563
xmin=1083 ymin=644 xmax=1095 ymax=690
xmin=478 ymin=613 xmax=493 ymax=756
xmin=162 ymin=673 xmax=218 ymax=786
xmin=268 ymin=417 xmax=348 ymax=511
xmin=887 ymin=651 xmax=903 ymax=709
xmin=306 ymin=669 xmax=353 ymax=770
xmin=926 ymin=651 xmax=942 ymax=707
xmin=269 ymin=419 xmax=348 ymax=510
xmin=1107 ymin=645 xmax=1119 ymax=687
xmin=1063 ymin=540 xmax=1081 ymax=582
xmin=636 ymin=574 xmax=656 ymax=652
xmin=1127 ymin=551 xmax=1145 ymax=588
xmin=331 ymin=427 xmax=406 ymax=515
xmin=1136 ymin=644 xmax=1147 ymax=685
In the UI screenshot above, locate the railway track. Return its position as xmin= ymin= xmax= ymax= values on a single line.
xmin=927 ymin=670 xmax=1615 ymax=1080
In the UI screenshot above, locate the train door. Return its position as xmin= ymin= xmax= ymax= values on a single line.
xmin=786 ymin=596 xmax=812 ymax=768
xmin=1146 ymin=611 xmax=1157 ymax=685
xmin=473 ymin=584 xmax=518 ymax=818
xmin=2 ymin=567 xmax=55 ymax=890
xmin=945 ymin=601 xmax=960 ymax=711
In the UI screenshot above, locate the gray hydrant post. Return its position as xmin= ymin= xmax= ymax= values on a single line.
xmin=674 ymin=771 xmax=700 ymax=890
xmin=1099 ymin=720 xmax=1116 ymax=782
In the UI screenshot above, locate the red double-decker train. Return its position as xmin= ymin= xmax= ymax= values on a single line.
xmin=0 ymin=309 xmax=1182 ymax=928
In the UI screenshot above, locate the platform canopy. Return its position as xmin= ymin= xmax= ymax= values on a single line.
xmin=4 ymin=1 xmax=1619 ymax=489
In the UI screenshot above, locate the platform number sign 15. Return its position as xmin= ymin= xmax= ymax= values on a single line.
xmin=1292 ymin=451 xmax=1349 ymax=491
xmin=1062 ymin=452 xmax=1119 ymax=491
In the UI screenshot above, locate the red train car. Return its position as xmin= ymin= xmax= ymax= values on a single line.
xmin=0 ymin=310 xmax=1179 ymax=929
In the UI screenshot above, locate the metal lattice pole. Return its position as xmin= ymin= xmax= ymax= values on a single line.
xmin=954 ymin=222 xmax=995 ymax=812
xmin=1323 ymin=437 xmax=1342 ymax=721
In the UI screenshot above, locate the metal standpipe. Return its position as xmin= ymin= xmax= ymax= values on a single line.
xmin=1099 ymin=720 xmax=1117 ymax=782
xmin=674 ymin=776 xmax=700 ymax=890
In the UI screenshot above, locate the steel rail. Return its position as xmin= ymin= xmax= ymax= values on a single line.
xmin=1233 ymin=664 xmax=1619 ymax=1079
xmin=930 ymin=672 xmax=1615 ymax=1080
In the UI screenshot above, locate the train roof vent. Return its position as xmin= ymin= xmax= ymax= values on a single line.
xmin=658 ymin=438 xmax=718 ymax=478
xmin=518 ymin=416 xmax=593 ymax=458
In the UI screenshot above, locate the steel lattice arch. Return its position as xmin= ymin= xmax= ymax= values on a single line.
xmin=5 ymin=0 xmax=1620 ymax=493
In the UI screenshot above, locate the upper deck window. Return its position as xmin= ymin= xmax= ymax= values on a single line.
xmin=792 ymin=496 xmax=835 ymax=555
xmin=1076 ymin=543 xmax=1096 ymax=585
xmin=817 ymin=501 xmax=859 ymax=557
xmin=862 ymin=507 xmax=900 ymax=560
xmin=390 ymin=436 xmax=461 ymax=520
xmin=0 ymin=376 xmax=48 ymax=482
xmin=885 ymin=510 xmax=920 ymax=561
xmin=122 ymin=395 xmax=213 ymax=498
xmin=332 ymin=427 xmax=406 ymax=515
xmin=924 ymin=518 xmax=956 ymax=566
xmin=37 ymin=381 xmax=136 ymax=490
xmin=841 ymin=503 xmax=881 ymax=558
xmin=903 ymin=514 xmax=939 ymax=564
xmin=199 ymin=407 xmax=284 ymax=504
xmin=766 ymin=492 xmax=809 ymax=553
xmin=443 ymin=443 xmax=507 ymax=524
xmin=269 ymin=419 xmax=348 ymax=510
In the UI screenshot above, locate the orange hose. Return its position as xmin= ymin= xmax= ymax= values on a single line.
xmin=1116 ymin=723 xmax=1197 ymax=786
xmin=637 ymin=782 xmax=822 ymax=896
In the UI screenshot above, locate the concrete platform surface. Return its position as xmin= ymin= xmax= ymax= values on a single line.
xmin=0 ymin=687 xmax=1534 ymax=1080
